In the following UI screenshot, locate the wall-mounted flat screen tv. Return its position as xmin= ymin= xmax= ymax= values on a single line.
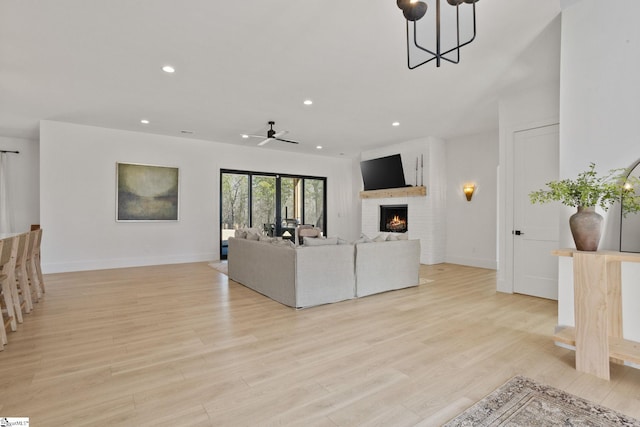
xmin=360 ymin=154 xmax=406 ymax=191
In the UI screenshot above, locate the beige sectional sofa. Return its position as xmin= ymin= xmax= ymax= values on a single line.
xmin=228 ymin=234 xmax=421 ymax=308
xmin=228 ymin=237 xmax=356 ymax=308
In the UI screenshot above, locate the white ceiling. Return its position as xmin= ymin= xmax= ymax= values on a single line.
xmin=0 ymin=1 xmax=561 ymax=157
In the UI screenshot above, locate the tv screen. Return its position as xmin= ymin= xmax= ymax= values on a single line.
xmin=360 ymin=154 xmax=407 ymax=191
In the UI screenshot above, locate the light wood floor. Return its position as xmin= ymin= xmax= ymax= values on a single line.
xmin=1 ymin=263 xmax=639 ymax=426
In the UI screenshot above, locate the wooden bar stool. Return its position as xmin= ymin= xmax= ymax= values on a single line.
xmin=0 ymin=272 xmax=7 ymax=348
xmin=14 ymin=232 xmax=34 ymax=312
xmin=0 ymin=235 xmax=21 ymax=331
xmin=26 ymin=230 xmax=44 ymax=299
xmin=0 ymin=240 xmax=7 ymax=349
xmin=33 ymin=228 xmax=45 ymax=294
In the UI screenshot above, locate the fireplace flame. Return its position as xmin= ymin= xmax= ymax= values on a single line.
xmin=390 ymin=215 xmax=405 ymax=224
xmin=388 ymin=215 xmax=407 ymax=231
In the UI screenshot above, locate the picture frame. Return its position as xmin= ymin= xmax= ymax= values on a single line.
xmin=116 ymin=162 xmax=179 ymax=222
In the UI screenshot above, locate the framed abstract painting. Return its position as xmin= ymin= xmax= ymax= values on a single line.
xmin=116 ymin=162 xmax=179 ymax=222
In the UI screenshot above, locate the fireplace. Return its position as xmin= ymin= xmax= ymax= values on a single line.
xmin=380 ymin=204 xmax=408 ymax=233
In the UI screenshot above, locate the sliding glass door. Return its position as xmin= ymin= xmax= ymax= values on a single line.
xmin=304 ymin=178 xmax=324 ymax=228
xmin=220 ymin=170 xmax=327 ymax=259
xmin=220 ymin=173 xmax=249 ymax=258
xmin=251 ymin=175 xmax=276 ymax=236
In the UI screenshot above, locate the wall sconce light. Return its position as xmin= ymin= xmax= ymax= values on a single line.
xmin=463 ymin=184 xmax=475 ymax=201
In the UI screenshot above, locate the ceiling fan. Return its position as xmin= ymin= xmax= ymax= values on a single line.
xmin=244 ymin=121 xmax=300 ymax=146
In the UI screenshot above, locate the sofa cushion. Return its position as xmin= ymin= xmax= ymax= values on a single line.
xmin=235 ymin=227 xmax=263 ymax=239
xmin=353 ymin=233 xmax=372 ymax=244
xmin=373 ymin=234 xmax=386 ymax=242
xmin=386 ymin=233 xmax=408 ymax=241
xmin=273 ymin=239 xmax=295 ymax=248
xmin=303 ymin=236 xmax=338 ymax=246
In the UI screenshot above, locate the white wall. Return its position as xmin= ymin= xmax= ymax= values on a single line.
xmin=558 ymin=0 xmax=640 ymax=342
xmin=445 ymin=130 xmax=498 ymax=269
xmin=40 ymin=121 xmax=359 ymax=273
xmin=0 ymin=136 xmax=40 ymax=232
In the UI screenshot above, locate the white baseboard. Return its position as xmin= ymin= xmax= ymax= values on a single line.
xmin=497 ymin=278 xmax=513 ymax=294
xmin=444 ymin=255 xmax=497 ymax=270
xmin=42 ymin=252 xmax=216 ymax=274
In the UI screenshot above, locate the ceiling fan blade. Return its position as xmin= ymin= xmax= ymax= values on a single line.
xmin=244 ymin=122 xmax=297 ymax=146
xmin=275 ymin=137 xmax=300 ymax=144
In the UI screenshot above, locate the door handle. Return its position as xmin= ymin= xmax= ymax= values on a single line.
xmin=513 ymin=230 xmax=524 ymax=236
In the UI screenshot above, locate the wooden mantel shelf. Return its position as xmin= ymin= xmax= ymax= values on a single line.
xmin=359 ymin=186 xmax=426 ymax=199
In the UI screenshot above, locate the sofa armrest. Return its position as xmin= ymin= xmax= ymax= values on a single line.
xmin=355 ymin=239 xmax=421 ymax=297
xmin=228 ymin=238 xmax=297 ymax=307
xmin=295 ymin=244 xmax=356 ymax=308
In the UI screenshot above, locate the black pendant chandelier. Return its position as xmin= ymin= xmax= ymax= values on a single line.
xmin=397 ymin=0 xmax=479 ymax=69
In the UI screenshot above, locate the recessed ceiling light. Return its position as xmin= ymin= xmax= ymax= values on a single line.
xmin=180 ymin=130 xmax=194 ymax=134
xmin=241 ymin=134 xmax=249 ymax=139
xmin=140 ymin=119 xmax=150 ymax=124
xmin=162 ymin=65 xmax=175 ymax=73
xmin=392 ymin=122 xmax=400 ymax=127
xmin=316 ymin=145 xmax=323 ymax=150
xmin=304 ymin=100 xmax=313 ymax=105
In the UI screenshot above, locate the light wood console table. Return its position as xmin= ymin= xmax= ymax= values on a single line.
xmin=553 ymin=249 xmax=640 ymax=380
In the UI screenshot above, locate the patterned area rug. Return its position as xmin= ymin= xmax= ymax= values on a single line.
xmin=444 ymin=376 xmax=640 ymax=426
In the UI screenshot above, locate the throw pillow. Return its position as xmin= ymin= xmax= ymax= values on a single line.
xmin=259 ymin=235 xmax=275 ymax=243
xmin=246 ymin=232 xmax=260 ymax=241
xmin=397 ymin=233 xmax=409 ymax=240
xmin=303 ymin=237 xmax=338 ymax=246
xmin=353 ymin=233 xmax=373 ymax=244
xmin=272 ymin=239 xmax=295 ymax=248
xmin=373 ymin=234 xmax=386 ymax=243
xmin=234 ymin=229 xmax=247 ymax=239
xmin=386 ymin=234 xmax=399 ymax=241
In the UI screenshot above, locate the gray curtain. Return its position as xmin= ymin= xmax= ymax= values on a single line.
xmin=0 ymin=152 xmax=15 ymax=233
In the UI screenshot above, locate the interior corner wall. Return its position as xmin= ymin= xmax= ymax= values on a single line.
xmin=0 ymin=136 xmax=40 ymax=232
xmin=445 ymin=130 xmax=498 ymax=269
xmin=39 ymin=121 xmax=359 ymax=273
xmin=558 ymin=0 xmax=640 ymax=342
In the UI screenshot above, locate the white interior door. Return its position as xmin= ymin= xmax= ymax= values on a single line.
xmin=513 ymin=124 xmax=560 ymax=300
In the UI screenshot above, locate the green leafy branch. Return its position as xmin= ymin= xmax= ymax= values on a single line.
xmin=529 ymin=163 xmax=640 ymax=215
